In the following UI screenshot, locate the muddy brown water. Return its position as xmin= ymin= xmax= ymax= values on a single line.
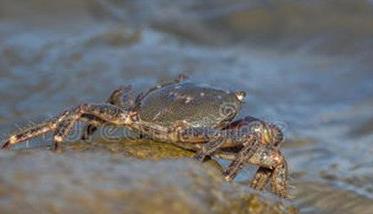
xmin=0 ymin=0 xmax=373 ymax=213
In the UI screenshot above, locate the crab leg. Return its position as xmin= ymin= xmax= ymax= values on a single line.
xmin=80 ymin=117 xmax=104 ymax=140
xmin=52 ymin=115 xmax=80 ymax=151
xmin=193 ymin=139 xmax=225 ymax=161
xmin=81 ymin=86 xmax=133 ymax=140
xmin=223 ymin=138 xmax=259 ymax=181
xmin=249 ymin=159 xmax=288 ymax=198
xmin=225 ymin=116 xmax=284 ymax=147
xmin=220 ymin=143 xmax=289 ymax=198
xmin=249 ymin=167 xmax=273 ymax=191
xmin=1 ymin=110 xmax=71 ymax=149
xmin=192 ymin=131 xmax=257 ymax=161
xmin=1 ymin=104 xmax=137 ymax=150
xmin=106 ymin=85 xmax=133 ymax=109
xmin=269 ymin=158 xmax=288 ymax=198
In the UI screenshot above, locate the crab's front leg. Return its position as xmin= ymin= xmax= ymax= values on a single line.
xmin=222 ymin=138 xmax=259 ymax=181
xmin=81 ymin=86 xmax=134 ymax=141
xmin=207 ymin=116 xmax=285 ymax=173
xmin=223 ymin=142 xmax=289 ymax=198
xmin=193 ymin=140 xmax=224 ymax=161
xmin=249 ymin=167 xmax=273 ymax=191
xmin=225 ymin=116 xmax=284 ymax=147
xmin=170 ymin=126 xmax=239 ymax=161
xmin=192 ymin=133 xmax=257 ymax=162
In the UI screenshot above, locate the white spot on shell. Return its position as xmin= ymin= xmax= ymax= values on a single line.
xmin=152 ymin=111 xmax=162 ymax=121
xmin=200 ymin=92 xmax=205 ymax=97
xmin=168 ymin=91 xmax=178 ymax=98
xmin=185 ymin=96 xmax=193 ymax=104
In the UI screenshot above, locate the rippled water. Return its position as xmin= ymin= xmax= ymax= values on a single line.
xmin=1 ymin=0 xmax=373 ymax=213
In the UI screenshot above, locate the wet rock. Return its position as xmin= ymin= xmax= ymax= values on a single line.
xmin=64 ymin=139 xmax=197 ymax=160
xmin=83 ymin=28 xmax=141 ymax=48
xmin=294 ymin=181 xmax=373 ymax=214
xmin=0 ymin=145 xmax=293 ymax=214
xmin=349 ymin=117 xmax=373 ymax=137
xmin=282 ymin=138 xmax=316 ymax=149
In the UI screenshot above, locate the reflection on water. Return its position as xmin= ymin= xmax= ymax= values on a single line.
xmin=0 ymin=0 xmax=373 ymax=213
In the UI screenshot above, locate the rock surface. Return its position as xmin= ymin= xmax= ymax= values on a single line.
xmin=0 ymin=140 xmax=296 ymax=214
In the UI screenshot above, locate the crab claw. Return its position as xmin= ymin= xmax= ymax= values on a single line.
xmin=267 ymin=123 xmax=284 ymax=147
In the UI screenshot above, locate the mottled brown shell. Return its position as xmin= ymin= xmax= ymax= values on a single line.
xmin=139 ymin=82 xmax=245 ymax=128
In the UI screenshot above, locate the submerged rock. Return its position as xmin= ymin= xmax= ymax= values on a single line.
xmin=294 ymin=181 xmax=373 ymax=214
xmin=0 ymin=139 xmax=295 ymax=214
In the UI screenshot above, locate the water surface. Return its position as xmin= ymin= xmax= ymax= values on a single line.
xmin=1 ymin=1 xmax=373 ymax=213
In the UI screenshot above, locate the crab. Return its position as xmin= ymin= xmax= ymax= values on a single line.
xmin=1 ymin=75 xmax=289 ymax=198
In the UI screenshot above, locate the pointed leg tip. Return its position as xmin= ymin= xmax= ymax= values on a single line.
xmin=277 ymin=191 xmax=291 ymax=199
xmin=272 ymin=185 xmax=290 ymax=199
xmin=192 ymin=153 xmax=206 ymax=162
xmin=80 ymin=135 xmax=88 ymax=141
xmin=1 ymin=141 xmax=11 ymax=150
xmin=223 ymin=172 xmax=234 ymax=181
xmin=51 ymin=145 xmax=63 ymax=153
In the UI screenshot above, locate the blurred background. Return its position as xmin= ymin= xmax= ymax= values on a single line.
xmin=0 ymin=0 xmax=373 ymax=213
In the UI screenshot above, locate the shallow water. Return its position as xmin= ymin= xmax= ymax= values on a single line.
xmin=0 ymin=0 xmax=373 ymax=213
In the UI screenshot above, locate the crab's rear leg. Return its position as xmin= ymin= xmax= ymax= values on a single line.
xmin=81 ymin=86 xmax=133 ymax=141
xmin=80 ymin=117 xmax=104 ymax=141
xmin=53 ymin=114 xmax=80 ymax=151
xmin=193 ymin=139 xmax=225 ymax=161
xmin=61 ymin=103 xmax=137 ymax=150
xmin=2 ymin=104 xmax=137 ymax=150
xmin=1 ymin=110 xmax=71 ymax=149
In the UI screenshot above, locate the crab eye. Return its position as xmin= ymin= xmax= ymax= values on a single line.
xmin=234 ymin=91 xmax=246 ymax=102
xmin=263 ymin=127 xmax=272 ymax=143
